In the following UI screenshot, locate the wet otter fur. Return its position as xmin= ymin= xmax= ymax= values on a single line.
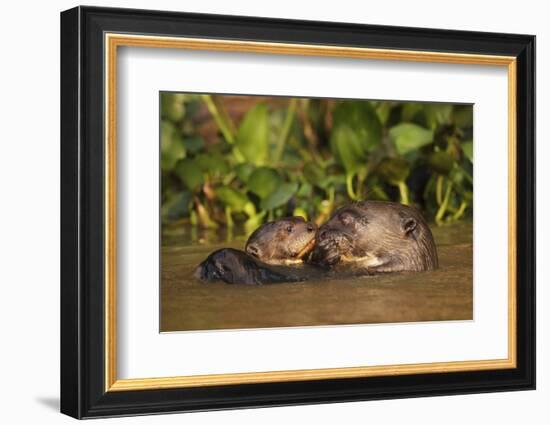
xmin=194 ymin=217 xmax=318 ymax=285
xmin=193 ymin=248 xmax=307 ymax=285
xmin=310 ymin=201 xmax=438 ymax=273
xmin=245 ymin=216 xmax=317 ymax=264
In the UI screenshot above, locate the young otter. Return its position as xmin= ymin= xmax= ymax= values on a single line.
xmin=245 ymin=216 xmax=317 ymax=264
xmin=195 ymin=217 xmax=318 ymax=285
xmin=310 ymin=201 xmax=438 ymax=273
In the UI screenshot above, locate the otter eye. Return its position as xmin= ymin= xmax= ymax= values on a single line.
xmin=286 ymin=225 xmax=294 ymax=234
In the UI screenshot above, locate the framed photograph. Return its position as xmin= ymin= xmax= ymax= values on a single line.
xmin=60 ymin=6 xmax=535 ymax=419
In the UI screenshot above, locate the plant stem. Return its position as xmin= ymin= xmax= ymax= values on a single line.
xmin=194 ymin=197 xmax=218 ymax=229
xmin=202 ymin=95 xmax=236 ymax=144
xmin=452 ymin=200 xmax=468 ymax=221
xmin=315 ymin=187 xmax=336 ymax=225
xmin=346 ymin=173 xmax=358 ymax=200
xmin=397 ymin=181 xmax=410 ymax=205
xmin=299 ymin=98 xmax=318 ymax=149
xmin=328 ymin=186 xmax=335 ymax=205
xmin=273 ymin=98 xmax=298 ymax=163
xmin=435 ymin=180 xmax=453 ymax=224
xmin=371 ymin=185 xmax=389 ymax=201
xmin=225 ymin=226 xmax=234 ymax=244
xmin=454 ymin=163 xmax=473 ymax=185
xmin=231 ymin=147 xmax=246 ymax=163
xmin=222 ymin=172 xmax=236 ymax=186
xmin=225 ymin=207 xmax=234 ymax=228
xmin=436 ymin=175 xmax=444 ymax=205
xmin=356 ymin=168 xmax=368 ymax=200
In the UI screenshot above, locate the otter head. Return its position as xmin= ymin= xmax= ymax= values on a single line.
xmin=310 ymin=201 xmax=438 ymax=272
xmin=194 ymin=247 xmax=307 ymax=285
xmin=245 ymin=217 xmax=317 ymax=265
xmin=194 ymin=248 xmax=251 ymax=282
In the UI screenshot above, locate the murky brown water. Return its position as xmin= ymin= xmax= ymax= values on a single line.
xmin=161 ymin=222 xmax=473 ymax=332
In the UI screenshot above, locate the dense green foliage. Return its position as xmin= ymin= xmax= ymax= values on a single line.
xmin=161 ymin=93 xmax=473 ymax=232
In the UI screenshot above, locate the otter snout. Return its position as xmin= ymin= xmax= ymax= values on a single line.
xmin=317 ymin=228 xmax=334 ymax=241
xmin=310 ymin=228 xmax=352 ymax=267
xmin=316 ymin=227 xmax=351 ymax=245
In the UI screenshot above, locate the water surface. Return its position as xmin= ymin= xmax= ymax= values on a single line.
xmin=161 ymin=222 xmax=472 ymax=332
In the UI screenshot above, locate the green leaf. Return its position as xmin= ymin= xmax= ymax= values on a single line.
xmin=247 ymin=167 xmax=281 ymax=199
xmin=160 ymin=121 xmax=185 ymax=171
xmin=332 ymin=101 xmax=382 ymax=153
xmin=236 ymin=103 xmax=269 ymax=165
xmin=174 ymin=159 xmax=204 ymax=191
xmin=462 ymin=190 xmax=473 ymax=203
xmin=235 ymin=163 xmax=255 ymax=183
xmin=244 ymin=211 xmax=266 ymax=235
xmin=389 ymin=123 xmax=434 ymax=155
xmin=401 ymin=103 xmax=424 ymax=122
xmin=182 ymin=136 xmax=205 ymax=154
xmin=161 ymin=191 xmax=192 ymax=221
xmin=214 ymin=186 xmax=249 ymax=212
xmin=427 ymin=151 xmax=455 ymax=175
xmin=243 ymin=202 xmax=256 ymax=217
xmin=449 ymin=167 xmax=466 ymax=187
xmin=462 ymin=140 xmax=474 ymax=162
xmin=293 ymin=207 xmax=308 ymax=220
xmin=369 ymin=184 xmax=390 ymax=201
xmin=423 ymin=104 xmax=453 ymax=128
xmin=453 ymin=105 xmax=474 ymax=129
xmin=303 ymin=162 xmax=326 ymax=188
xmin=323 ymin=174 xmax=347 ymax=187
xmin=376 ymin=102 xmax=393 ymax=125
xmin=161 ymin=121 xmax=175 ymax=152
xmin=161 ymin=92 xmax=186 ymax=122
xmin=195 ymin=153 xmax=229 ymax=178
xmin=329 ymin=101 xmax=382 ymax=174
xmin=260 ymin=182 xmax=298 ymax=210
xmin=330 ymin=125 xmax=367 ymax=174
xmin=376 ymin=157 xmax=410 ymax=184
xmin=297 ymin=182 xmax=313 ymax=197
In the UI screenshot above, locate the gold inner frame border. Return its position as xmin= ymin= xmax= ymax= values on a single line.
xmin=104 ymin=33 xmax=517 ymax=392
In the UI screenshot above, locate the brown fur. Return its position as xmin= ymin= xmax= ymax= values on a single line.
xmin=245 ymin=217 xmax=317 ymax=265
xmin=310 ymin=201 xmax=438 ymax=273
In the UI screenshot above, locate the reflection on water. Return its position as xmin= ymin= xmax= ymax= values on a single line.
xmin=161 ymin=222 xmax=473 ymax=332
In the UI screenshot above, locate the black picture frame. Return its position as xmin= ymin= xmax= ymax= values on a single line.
xmin=61 ymin=5 xmax=535 ymax=419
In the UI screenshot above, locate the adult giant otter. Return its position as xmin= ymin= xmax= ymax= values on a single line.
xmin=194 ymin=217 xmax=318 ymax=285
xmin=310 ymin=201 xmax=438 ymax=273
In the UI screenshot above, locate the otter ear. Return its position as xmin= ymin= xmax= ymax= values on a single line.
xmin=339 ymin=211 xmax=354 ymax=226
xmin=402 ymin=217 xmax=417 ymax=237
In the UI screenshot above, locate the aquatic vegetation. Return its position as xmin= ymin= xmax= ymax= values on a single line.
xmin=160 ymin=93 xmax=473 ymax=231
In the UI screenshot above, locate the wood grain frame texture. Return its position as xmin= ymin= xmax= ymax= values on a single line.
xmin=60 ymin=6 xmax=536 ymax=419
